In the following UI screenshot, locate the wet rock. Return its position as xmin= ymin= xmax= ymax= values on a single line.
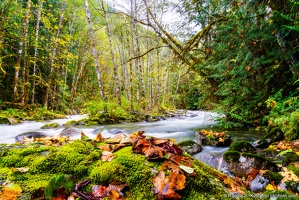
xmin=195 ymin=130 xmax=232 ymax=147
xmin=178 ymin=140 xmax=202 ymax=155
xmin=41 ymin=122 xmax=60 ymax=129
xmin=195 ymin=154 xmax=233 ymax=176
xmin=253 ymin=128 xmax=284 ymax=148
xmin=60 ymin=127 xmax=82 ymax=137
xmin=15 ymin=132 xmax=47 ymax=143
xmin=282 ymin=152 xmax=299 ymax=166
xmin=0 ymin=116 xmax=18 ymax=125
xmin=223 ymin=152 xmax=279 ymax=177
xmin=228 ymin=140 xmax=256 ymax=153
xmin=249 ymin=174 xmax=269 ymax=192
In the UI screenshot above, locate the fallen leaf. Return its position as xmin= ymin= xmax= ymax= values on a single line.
xmin=92 ymin=185 xmax=107 ymax=198
xmin=179 ymin=165 xmax=194 ymax=174
xmin=143 ymin=146 xmax=164 ymax=160
xmin=266 ymin=183 xmax=275 ymax=190
xmin=15 ymin=167 xmax=30 ymax=173
xmin=81 ymin=132 xmax=90 ymax=141
xmin=279 ymin=167 xmax=299 ymax=182
xmin=101 ymin=151 xmax=116 ymax=162
xmin=153 ymin=170 xmax=185 ymax=199
xmin=246 ymin=168 xmax=259 ymax=181
xmin=95 ymin=133 xmax=103 ymax=142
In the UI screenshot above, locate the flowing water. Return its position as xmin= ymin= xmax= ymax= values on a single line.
xmin=0 ymin=110 xmax=265 ymax=169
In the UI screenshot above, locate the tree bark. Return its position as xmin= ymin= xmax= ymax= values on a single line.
xmin=44 ymin=2 xmax=66 ymax=108
xmin=31 ymin=0 xmax=43 ymax=104
xmin=101 ymin=0 xmax=120 ymax=103
xmin=84 ymin=0 xmax=106 ymax=100
xmin=13 ymin=0 xmax=32 ymax=104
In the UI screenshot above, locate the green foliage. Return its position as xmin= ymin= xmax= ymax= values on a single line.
xmin=263 ymin=90 xmax=299 ymax=140
xmin=44 ymin=174 xmax=74 ymax=199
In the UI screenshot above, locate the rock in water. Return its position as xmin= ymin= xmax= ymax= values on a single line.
xmin=15 ymin=132 xmax=47 ymax=143
xmin=195 ymin=130 xmax=232 ymax=147
xmin=60 ymin=127 xmax=82 ymax=137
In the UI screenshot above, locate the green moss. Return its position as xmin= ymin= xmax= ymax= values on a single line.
xmin=41 ymin=122 xmax=60 ymax=129
xmin=223 ymin=151 xmax=240 ymax=162
xmin=262 ymin=190 xmax=299 ymax=200
xmin=44 ymin=174 xmax=74 ymax=199
xmin=178 ymin=140 xmax=197 ymax=147
xmin=228 ymin=140 xmax=256 ymax=152
xmin=265 ymin=171 xmax=284 ymax=185
xmin=287 ymin=164 xmax=299 ymax=177
xmin=282 ymin=152 xmax=299 ymax=166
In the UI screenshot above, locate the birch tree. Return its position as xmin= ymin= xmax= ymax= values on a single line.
xmin=31 ymin=0 xmax=44 ymax=104
xmin=13 ymin=0 xmax=32 ymax=104
xmin=44 ymin=1 xmax=67 ymax=108
xmin=101 ymin=0 xmax=120 ymax=103
xmin=84 ymin=0 xmax=106 ymax=100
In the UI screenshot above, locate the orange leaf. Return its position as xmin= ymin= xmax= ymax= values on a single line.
xmin=92 ymin=185 xmax=107 ymax=198
xmin=143 ymin=146 xmax=164 ymax=159
xmin=95 ymin=133 xmax=103 ymax=142
xmin=246 ymin=168 xmax=259 ymax=181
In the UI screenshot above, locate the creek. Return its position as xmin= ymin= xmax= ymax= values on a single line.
xmin=0 ymin=110 xmax=265 ymax=168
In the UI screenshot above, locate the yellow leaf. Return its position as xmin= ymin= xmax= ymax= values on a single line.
xmin=266 ymin=184 xmax=275 ymax=190
xmin=279 ymin=167 xmax=299 ymax=182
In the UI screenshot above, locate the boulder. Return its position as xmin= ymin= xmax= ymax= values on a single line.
xmin=195 ymin=129 xmax=232 ymax=147
xmin=253 ymin=128 xmax=284 ymax=148
xmin=178 ymin=140 xmax=202 ymax=155
xmin=223 ymin=151 xmax=279 ymax=178
xmin=249 ymin=174 xmax=269 ymax=192
xmin=15 ymin=132 xmax=47 ymax=143
xmin=60 ymin=127 xmax=82 ymax=137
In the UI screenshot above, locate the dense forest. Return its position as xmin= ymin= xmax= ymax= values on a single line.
xmin=0 ymin=0 xmax=299 ymax=137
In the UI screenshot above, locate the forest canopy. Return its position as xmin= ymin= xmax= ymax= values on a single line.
xmin=0 ymin=0 xmax=299 ymax=136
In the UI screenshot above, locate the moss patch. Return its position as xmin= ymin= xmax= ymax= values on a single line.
xmin=228 ymin=140 xmax=256 ymax=153
xmin=0 ymin=139 xmax=242 ymax=199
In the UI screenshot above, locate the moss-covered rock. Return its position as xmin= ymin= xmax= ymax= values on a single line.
xmin=228 ymin=140 xmax=256 ymax=153
xmin=41 ymin=122 xmax=60 ymax=129
xmin=282 ymin=152 xmax=299 ymax=166
xmin=253 ymin=128 xmax=284 ymax=148
xmin=178 ymin=140 xmax=202 ymax=155
xmin=0 ymin=139 xmax=244 ymax=199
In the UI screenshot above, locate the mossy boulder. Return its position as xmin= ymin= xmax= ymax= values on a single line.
xmin=0 ymin=139 xmax=243 ymax=199
xmin=228 ymin=140 xmax=256 ymax=153
xmin=224 ymin=145 xmax=279 ymax=178
xmin=195 ymin=130 xmax=232 ymax=147
xmin=282 ymin=152 xmax=299 ymax=166
xmin=15 ymin=132 xmax=47 ymax=143
xmin=41 ymin=122 xmax=60 ymax=129
xmin=253 ymin=128 xmax=284 ymax=148
xmin=178 ymin=140 xmax=202 ymax=155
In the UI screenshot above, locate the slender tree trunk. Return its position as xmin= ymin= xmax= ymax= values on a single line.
xmin=124 ymin=16 xmax=134 ymax=111
xmin=84 ymin=0 xmax=106 ymax=100
xmin=31 ymin=0 xmax=43 ymax=104
xmin=101 ymin=0 xmax=120 ymax=103
xmin=71 ymin=38 xmax=88 ymax=101
xmin=13 ymin=0 xmax=32 ymax=104
xmin=44 ymin=2 xmax=66 ymax=108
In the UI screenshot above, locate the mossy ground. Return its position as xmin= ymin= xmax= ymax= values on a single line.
xmin=0 ymin=139 xmax=240 ymax=199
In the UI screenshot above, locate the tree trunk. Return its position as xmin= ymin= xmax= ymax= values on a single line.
xmin=31 ymin=0 xmax=43 ymax=104
xmin=13 ymin=0 xmax=32 ymax=104
xmin=84 ymin=0 xmax=106 ymax=100
xmin=44 ymin=2 xmax=66 ymax=108
xmin=101 ymin=0 xmax=120 ymax=103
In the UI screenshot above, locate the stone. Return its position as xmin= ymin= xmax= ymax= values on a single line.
xmin=15 ymin=132 xmax=47 ymax=143
xmin=60 ymin=127 xmax=82 ymax=137
xmin=249 ymin=174 xmax=269 ymax=192
xmin=253 ymin=128 xmax=284 ymax=148
xmin=178 ymin=140 xmax=202 ymax=155
xmin=195 ymin=130 xmax=232 ymax=147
